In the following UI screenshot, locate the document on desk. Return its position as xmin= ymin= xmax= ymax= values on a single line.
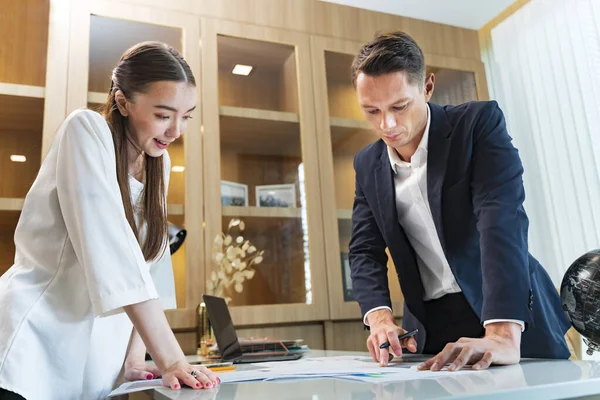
xmin=108 ymin=379 xmax=164 ymax=397
xmin=109 ymin=356 xmax=481 ymax=395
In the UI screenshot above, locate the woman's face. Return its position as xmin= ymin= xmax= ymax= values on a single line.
xmin=117 ymin=81 xmax=197 ymax=158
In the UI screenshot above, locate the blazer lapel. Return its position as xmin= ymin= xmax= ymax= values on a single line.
xmin=427 ymin=103 xmax=453 ymax=254
xmin=374 ymin=145 xmax=426 ymax=322
xmin=374 ymin=148 xmax=402 ymax=239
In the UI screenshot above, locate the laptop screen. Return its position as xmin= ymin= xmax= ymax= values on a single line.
xmin=202 ymin=294 xmax=243 ymax=360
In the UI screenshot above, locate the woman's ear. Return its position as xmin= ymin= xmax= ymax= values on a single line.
xmin=114 ymin=90 xmax=130 ymax=117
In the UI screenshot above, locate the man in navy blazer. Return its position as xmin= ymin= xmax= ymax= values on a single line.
xmin=348 ymin=31 xmax=571 ymax=372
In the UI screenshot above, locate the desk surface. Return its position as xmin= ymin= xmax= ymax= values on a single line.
xmin=150 ymin=350 xmax=600 ymax=400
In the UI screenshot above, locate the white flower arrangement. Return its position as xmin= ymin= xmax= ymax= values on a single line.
xmin=207 ymin=218 xmax=264 ymax=302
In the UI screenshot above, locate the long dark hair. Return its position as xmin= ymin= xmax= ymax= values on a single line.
xmin=102 ymin=41 xmax=195 ymax=262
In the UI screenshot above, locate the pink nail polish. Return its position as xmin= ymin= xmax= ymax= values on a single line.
xmin=146 ymin=374 xmax=153 ymax=380
xmin=195 ymin=383 xmax=201 ymax=388
xmin=206 ymin=383 xmax=213 ymax=388
xmin=217 ymin=377 xmax=221 ymax=383
xmin=174 ymin=384 xmax=180 ymax=390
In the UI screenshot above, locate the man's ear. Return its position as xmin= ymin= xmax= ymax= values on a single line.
xmin=114 ymin=90 xmax=130 ymax=117
xmin=424 ymin=73 xmax=435 ymax=102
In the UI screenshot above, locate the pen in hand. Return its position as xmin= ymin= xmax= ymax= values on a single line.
xmin=379 ymin=328 xmax=419 ymax=349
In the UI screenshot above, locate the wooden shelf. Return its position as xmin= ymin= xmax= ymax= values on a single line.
xmin=329 ymin=117 xmax=370 ymax=130
xmin=222 ymin=206 xmax=302 ymax=218
xmin=167 ymin=203 xmax=184 ymax=215
xmin=220 ymin=106 xmax=298 ymax=123
xmin=330 ymin=118 xmax=377 ymax=155
xmin=0 ymin=83 xmax=44 ymax=98
xmin=219 ymin=106 xmax=301 ymax=157
xmin=336 ymin=209 xmax=352 ymax=219
xmin=0 ymin=198 xmax=24 ymax=211
xmin=87 ymin=91 xmax=107 ymax=104
xmin=0 ymin=199 xmax=188 ymax=216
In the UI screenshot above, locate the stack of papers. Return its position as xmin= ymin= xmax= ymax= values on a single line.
xmin=109 ymin=356 xmax=481 ymax=397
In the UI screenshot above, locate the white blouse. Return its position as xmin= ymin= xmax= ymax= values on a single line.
xmin=0 ymin=109 xmax=176 ymax=400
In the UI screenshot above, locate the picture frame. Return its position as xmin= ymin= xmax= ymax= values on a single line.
xmin=340 ymin=252 xmax=354 ymax=302
xmin=255 ymin=184 xmax=297 ymax=208
xmin=220 ymin=180 xmax=248 ymax=207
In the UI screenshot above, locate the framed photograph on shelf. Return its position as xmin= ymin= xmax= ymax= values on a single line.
xmin=255 ymin=184 xmax=297 ymax=208
xmin=220 ymin=180 xmax=248 ymax=207
xmin=340 ymin=252 xmax=354 ymax=302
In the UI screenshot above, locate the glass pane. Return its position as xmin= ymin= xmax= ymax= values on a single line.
xmin=88 ymin=15 xmax=183 ymax=93
xmin=324 ymin=51 xmax=403 ymax=303
xmin=218 ymin=35 xmax=298 ymax=112
xmin=0 ymin=0 xmax=49 ymax=86
xmin=214 ymin=35 xmax=311 ymax=306
xmin=0 ymin=95 xmax=44 ymax=198
xmin=429 ymin=68 xmax=478 ymax=105
xmin=88 ymin=16 xmax=186 ymax=306
xmin=0 ymin=211 xmax=21 ymax=276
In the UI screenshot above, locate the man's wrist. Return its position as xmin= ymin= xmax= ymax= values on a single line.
xmin=367 ymin=308 xmax=395 ymax=327
xmin=484 ymin=321 xmax=522 ymax=347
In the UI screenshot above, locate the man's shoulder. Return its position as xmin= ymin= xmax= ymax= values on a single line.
xmin=355 ymin=139 xmax=385 ymax=170
xmin=437 ymin=100 xmax=500 ymax=124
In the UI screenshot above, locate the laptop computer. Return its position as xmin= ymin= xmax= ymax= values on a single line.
xmin=202 ymin=294 xmax=303 ymax=364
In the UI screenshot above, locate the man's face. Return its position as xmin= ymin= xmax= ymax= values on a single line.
xmin=356 ymin=71 xmax=434 ymax=157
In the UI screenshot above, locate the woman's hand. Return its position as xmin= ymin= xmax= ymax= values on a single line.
xmin=124 ymin=361 xmax=162 ymax=381
xmin=161 ymin=360 xmax=220 ymax=390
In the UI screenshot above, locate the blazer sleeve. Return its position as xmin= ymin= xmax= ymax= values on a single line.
xmin=56 ymin=110 xmax=159 ymax=317
xmin=471 ymin=101 xmax=533 ymax=325
xmin=348 ymin=154 xmax=392 ymax=320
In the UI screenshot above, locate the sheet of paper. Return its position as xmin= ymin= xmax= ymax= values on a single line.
xmin=335 ymin=366 xmax=480 ymax=384
xmin=109 ymin=356 xmax=482 ymax=395
xmin=108 ymin=379 xmax=164 ymax=397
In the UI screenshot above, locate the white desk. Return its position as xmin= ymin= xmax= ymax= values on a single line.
xmin=149 ymin=350 xmax=600 ymax=400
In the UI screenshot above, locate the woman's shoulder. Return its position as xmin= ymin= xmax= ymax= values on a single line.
xmin=60 ymin=108 xmax=114 ymax=151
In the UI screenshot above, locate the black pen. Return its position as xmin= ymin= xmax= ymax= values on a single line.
xmin=379 ymin=328 xmax=419 ymax=349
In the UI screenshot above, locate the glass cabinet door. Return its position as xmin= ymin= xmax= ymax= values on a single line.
xmin=312 ymin=37 xmax=483 ymax=320
xmin=311 ymin=37 xmax=405 ymax=320
xmin=201 ymin=19 xmax=329 ymax=325
xmin=0 ymin=0 xmax=48 ymax=276
xmin=66 ymin=1 xmax=202 ymax=320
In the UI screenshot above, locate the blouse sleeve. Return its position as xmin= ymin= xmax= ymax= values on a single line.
xmin=55 ymin=110 xmax=159 ymax=317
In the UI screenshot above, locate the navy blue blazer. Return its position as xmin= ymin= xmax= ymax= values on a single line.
xmin=349 ymin=101 xmax=571 ymax=359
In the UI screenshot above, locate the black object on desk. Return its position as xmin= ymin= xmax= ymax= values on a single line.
xmin=379 ymin=329 xmax=419 ymax=349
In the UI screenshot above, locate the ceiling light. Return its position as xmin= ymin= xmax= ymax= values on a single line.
xmin=171 ymin=166 xmax=185 ymax=172
xmin=232 ymin=64 xmax=253 ymax=76
xmin=10 ymin=155 xmax=26 ymax=163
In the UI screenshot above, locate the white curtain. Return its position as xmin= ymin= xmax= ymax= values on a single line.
xmin=487 ymin=0 xmax=600 ymax=286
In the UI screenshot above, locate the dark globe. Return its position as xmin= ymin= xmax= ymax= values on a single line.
xmin=560 ymin=249 xmax=600 ymax=355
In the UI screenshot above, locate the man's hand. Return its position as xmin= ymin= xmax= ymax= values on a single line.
xmin=418 ymin=321 xmax=521 ymax=371
xmin=366 ymin=309 xmax=418 ymax=366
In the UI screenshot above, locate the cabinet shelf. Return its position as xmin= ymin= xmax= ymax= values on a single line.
xmin=220 ymin=106 xmax=298 ymax=123
xmin=167 ymin=203 xmax=184 ymax=216
xmin=330 ymin=118 xmax=377 ymax=155
xmin=329 ymin=117 xmax=370 ymax=130
xmin=87 ymin=91 xmax=107 ymax=104
xmin=0 ymin=83 xmax=44 ymax=99
xmin=336 ymin=209 xmax=352 ymax=219
xmin=222 ymin=206 xmax=301 ymax=218
xmin=219 ymin=106 xmax=301 ymax=157
xmin=0 ymin=198 xmax=24 ymax=211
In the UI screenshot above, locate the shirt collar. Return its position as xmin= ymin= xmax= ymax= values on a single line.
xmin=388 ymin=104 xmax=431 ymax=174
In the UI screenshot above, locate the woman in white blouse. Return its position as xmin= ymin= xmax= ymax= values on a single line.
xmin=0 ymin=42 xmax=218 ymax=400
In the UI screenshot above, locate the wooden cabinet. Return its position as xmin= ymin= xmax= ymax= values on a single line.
xmin=0 ymin=0 xmax=488 ymax=352
xmin=0 ymin=0 xmax=49 ymax=276
xmin=201 ymin=19 xmax=329 ymax=325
